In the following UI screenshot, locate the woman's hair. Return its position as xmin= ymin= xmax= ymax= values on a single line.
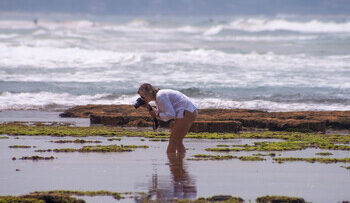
xmin=138 ymin=83 xmax=159 ymax=98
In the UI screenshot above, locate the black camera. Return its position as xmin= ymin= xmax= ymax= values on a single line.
xmin=134 ymin=97 xmax=146 ymax=109
xmin=134 ymin=97 xmax=159 ymax=130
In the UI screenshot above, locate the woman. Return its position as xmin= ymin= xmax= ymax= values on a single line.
xmin=138 ymin=83 xmax=197 ymax=153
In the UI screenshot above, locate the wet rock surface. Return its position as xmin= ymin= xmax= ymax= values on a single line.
xmin=60 ymin=105 xmax=350 ymax=132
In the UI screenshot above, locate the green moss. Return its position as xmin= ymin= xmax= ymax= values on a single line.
xmin=315 ymin=152 xmax=333 ymax=156
xmin=256 ymin=195 xmax=305 ymax=203
xmin=35 ymin=144 xmax=148 ymax=153
xmin=51 ymin=139 xmax=102 ymax=144
xmin=8 ymin=145 xmax=32 ymax=148
xmin=273 ymin=157 xmax=350 ymax=164
xmin=0 ymin=136 xmax=9 ymax=139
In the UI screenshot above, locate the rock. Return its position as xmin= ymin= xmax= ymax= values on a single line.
xmin=190 ymin=121 xmax=242 ymax=133
xmin=60 ymin=105 xmax=350 ymax=132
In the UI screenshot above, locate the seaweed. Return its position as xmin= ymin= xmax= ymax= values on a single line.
xmin=238 ymin=156 xmax=265 ymax=161
xmin=189 ymin=154 xmax=265 ymax=161
xmin=19 ymin=156 xmax=55 ymax=160
xmin=315 ymin=152 xmax=333 ymax=156
xmin=8 ymin=145 xmax=32 ymax=148
xmin=273 ymin=157 xmax=350 ymax=164
xmin=0 ymin=191 xmax=310 ymax=203
xmin=252 ymin=153 xmax=276 ymax=157
xmin=35 ymin=144 xmax=148 ymax=153
xmin=256 ymin=195 xmax=305 ymax=203
xmin=216 ymin=144 xmax=230 ymax=147
xmin=1 ymin=124 xmax=350 ymax=155
xmin=149 ymin=138 xmax=169 ymax=142
xmin=107 ymin=138 xmax=121 ymax=141
xmin=51 ymin=139 xmax=102 ymax=144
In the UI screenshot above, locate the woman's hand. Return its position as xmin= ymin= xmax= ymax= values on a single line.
xmin=149 ymin=109 xmax=158 ymax=118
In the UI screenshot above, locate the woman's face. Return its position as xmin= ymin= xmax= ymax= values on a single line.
xmin=138 ymin=90 xmax=152 ymax=103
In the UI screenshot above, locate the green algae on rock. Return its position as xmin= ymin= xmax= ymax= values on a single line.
xmin=2 ymin=192 xmax=86 ymax=203
xmin=252 ymin=153 xmax=276 ymax=157
xmin=0 ymin=190 xmax=135 ymax=202
xmin=256 ymin=195 xmax=305 ymax=203
xmin=149 ymin=138 xmax=169 ymax=142
xmin=107 ymin=138 xmax=122 ymax=141
xmin=35 ymin=144 xmax=148 ymax=153
xmin=0 ymin=196 xmax=46 ymax=203
xmin=192 ymin=154 xmax=237 ymax=160
xmin=30 ymin=190 xmax=125 ymax=200
xmin=315 ymin=152 xmax=333 ymax=156
xmin=8 ymin=145 xmax=32 ymax=148
xmin=0 ymin=136 xmax=9 ymax=139
xmin=0 ymin=189 xmax=310 ymax=203
xmin=19 ymin=156 xmax=55 ymax=160
xmin=1 ymin=124 xmax=350 ymax=156
xmin=51 ymin=139 xmax=102 ymax=144
xmin=216 ymin=144 xmax=230 ymax=147
xmin=239 ymin=156 xmax=265 ymax=161
xmin=189 ymin=154 xmax=265 ymax=161
xmin=273 ymin=157 xmax=350 ymax=164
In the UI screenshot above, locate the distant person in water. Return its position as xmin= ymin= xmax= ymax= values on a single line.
xmin=138 ymin=83 xmax=197 ymax=153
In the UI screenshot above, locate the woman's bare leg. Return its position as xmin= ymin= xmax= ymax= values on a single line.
xmin=167 ymin=111 xmax=197 ymax=154
xmin=177 ymin=111 xmax=197 ymax=153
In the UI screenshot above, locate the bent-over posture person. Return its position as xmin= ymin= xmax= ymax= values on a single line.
xmin=138 ymin=83 xmax=197 ymax=153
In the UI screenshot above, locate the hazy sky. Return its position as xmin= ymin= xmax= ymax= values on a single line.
xmin=1 ymin=0 xmax=350 ymax=16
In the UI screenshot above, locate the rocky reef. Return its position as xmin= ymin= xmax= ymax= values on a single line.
xmin=60 ymin=105 xmax=350 ymax=133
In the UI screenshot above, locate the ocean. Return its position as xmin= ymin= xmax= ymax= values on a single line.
xmin=1 ymin=14 xmax=350 ymax=112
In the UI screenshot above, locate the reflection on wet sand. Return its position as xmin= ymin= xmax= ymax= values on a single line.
xmin=139 ymin=153 xmax=197 ymax=201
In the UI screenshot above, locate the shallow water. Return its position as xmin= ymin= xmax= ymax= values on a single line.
xmin=0 ymin=135 xmax=349 ymax=203
xmin=0 ymin=110 xmax=90 ymax=127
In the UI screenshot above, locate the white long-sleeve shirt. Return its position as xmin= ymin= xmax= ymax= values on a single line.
xmin=155 ymin=89 xmax=197 ymax=122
